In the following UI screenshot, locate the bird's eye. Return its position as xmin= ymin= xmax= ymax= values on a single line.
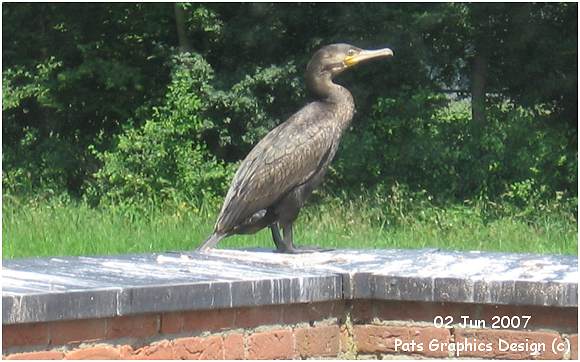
xmin=347 ymin=49 xmax=357 ymax=56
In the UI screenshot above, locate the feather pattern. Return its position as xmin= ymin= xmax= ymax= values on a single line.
xmin=215 ymin=93 xmax=353 ymax=235
xmin=198 ymin=43 xmax=392 ymax=251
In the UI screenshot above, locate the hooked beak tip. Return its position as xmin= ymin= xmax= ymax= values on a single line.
xmin=345 ymin=47 xmax=394 ymax=67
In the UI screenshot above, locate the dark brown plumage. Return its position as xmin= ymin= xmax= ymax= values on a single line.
xmin=199 ymin=43 xmax=393 ymax=253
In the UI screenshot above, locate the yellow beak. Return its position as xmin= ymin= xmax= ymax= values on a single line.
xmin=344 ymin=48 xmax=394 ymax=67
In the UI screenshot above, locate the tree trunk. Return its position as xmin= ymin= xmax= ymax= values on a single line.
xmin=471 ymin=52 xmax=487 ymax=129
xmin=174 ymin=3 xmax=191 ymax=52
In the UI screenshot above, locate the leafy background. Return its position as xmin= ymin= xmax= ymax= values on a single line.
xmin=2 ymin=3 xmax=577 ymax=256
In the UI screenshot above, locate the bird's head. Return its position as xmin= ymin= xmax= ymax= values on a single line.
xmin=307 ymin=43 xmax=394 ymax=79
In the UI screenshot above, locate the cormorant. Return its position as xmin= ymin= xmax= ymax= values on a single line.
xmin=199 ymin=43 xmax=393 ymax=253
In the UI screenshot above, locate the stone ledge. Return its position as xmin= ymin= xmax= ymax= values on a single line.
xmin=2 ymin=248 xmax=577 ymax=324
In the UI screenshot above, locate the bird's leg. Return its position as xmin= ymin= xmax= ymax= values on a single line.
xmin=275 ymin=222 xmax=333 ymax=254
xmin=272 ymin=222 xmax=294 ymax=253
xmin=270 ymin=223 xmax=284 ymax=250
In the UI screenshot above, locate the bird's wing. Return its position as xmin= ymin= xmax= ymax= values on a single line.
xmin=215 ymin=104 xmax=336 ymax=233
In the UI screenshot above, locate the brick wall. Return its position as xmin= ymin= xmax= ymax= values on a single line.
xmin=2 ymin=300 xmax=577 ymax=360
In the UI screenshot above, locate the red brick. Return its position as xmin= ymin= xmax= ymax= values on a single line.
xmin=3 ymin=323 xmax=50 ymax=348
xmin=282 ymin=302 xmax=344 ymax=325
xmin=570 ymin=335 xmax=578 ymax=360
xmin=119 ymin=345 xmax=134 ymax=359
xmin=107 ymin=315 xmax=159 ymax=339
xmin=372 ymin=301 xmax=577 ymax=334
xmin=375 ymin=300 xmax=479 ymax=326
xmin=351 ymin=300 xmax=375 ymax=322
xmin=247 ymin=329 xmax=293 ymax=359
xmin=131 ymin=340 xmax=173 ymax=360
xmin=480 ymin=305 xmax=577 ymax=332
xmin=455 ymin=329 xmax=564 ymax=359
xmin=50 ymin=319 xmax=108 ymax=345
xmin=65 ymin=346 xmax=121 ymax=360
xmin=182 ymin=308 xmax=235 ymax=333
xmin=235 ymin=305 xmax=282 ymax=329
xmin=223 ymin=334 xmax=244 ymax=360
xmin=353 ymin=325 xmax=451 ymax=358
xmin=160 ymin=312 xmax=183 ymax=334
xmin=4 ymin=351 xmax=64 ymax=360
xmin=173 ymin=336 xmax=223 ymax=360
xmin=369 ymin=301 xmax=578 ymax=359
xmin=295 ymin=325 xmax=340 ymax=358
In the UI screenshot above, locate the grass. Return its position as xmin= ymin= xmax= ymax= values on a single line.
xmin=2 ymin=192 xmax=577 ymax=259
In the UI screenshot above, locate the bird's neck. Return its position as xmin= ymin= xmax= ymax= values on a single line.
xmin=307 ymin=74 xmax=354 ymax=107
xmin=307 ymin=74 xmax=355 ymax=131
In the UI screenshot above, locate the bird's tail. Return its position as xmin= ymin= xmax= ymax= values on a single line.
xmin=197 ymin=233 xmax=226 ymax=252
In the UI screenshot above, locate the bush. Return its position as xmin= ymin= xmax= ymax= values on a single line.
xmin=85 ymin=51 xmax=308 ymax=210
xmin=331 ymin=89 xmax=577 ymax=207
xmin=87 ymin=53 xmax=235 ymax=209
xmin=330 ymin=88 xmax=455 ymax=196
xmin=2 ymin=56 xmax=74 ymax=196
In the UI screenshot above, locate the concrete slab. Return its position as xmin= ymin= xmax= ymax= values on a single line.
xmin=2 ymin=248 xmax=577 ymax=324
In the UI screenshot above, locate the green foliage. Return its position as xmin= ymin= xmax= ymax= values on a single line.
xmin=2 ymin=3 xmax=174 ymax=195
xmin=2 ymin=56 xmax=72 ymax=195
xmin=331 ymin=88 xmax=456 ymax=195
xmin=2 ymin=3 xmax=577 ymax=248
xmin=86 ymin=50 xmax=307 ymax=208
xmin=182 ymin=3 xmax=224 ymax=42
xmin=2 ymin=56 xmax=62 ymax=111
xmin=333 ymin=92 xmax=577 ymax=204
xmin=201 ymin=60 xmax=303 ymax=157
xmin=88 ymin=53 xmax=234 ymax=208
xmin=3 ymin=192 xmax=576 ymax=259
xmin=2 ymin=128 xmax=82 ymax=197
